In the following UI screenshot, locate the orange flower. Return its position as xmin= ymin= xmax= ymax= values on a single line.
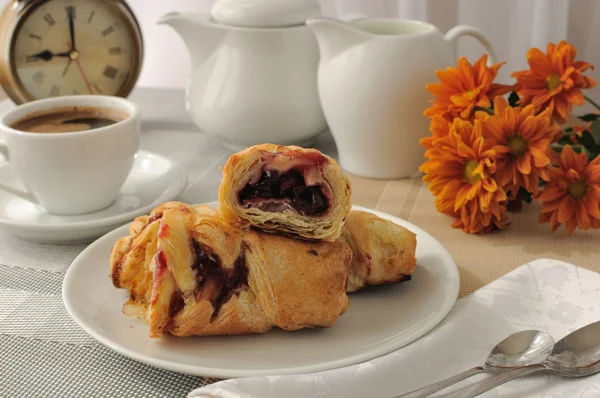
xmin=537 ymin=145 xmax=600 ymax=235
xmin=420 ymin=115 xmax=451 ymax=157
xmin=477 ymin=97 xmax=559 ymax=197
xmin=512 ymin=41 xmax=596 ymax=124
xmin=425 ymin=54 xmax=512 ymax=121
xmin=420 ymin=118 xmax=508 ymax=233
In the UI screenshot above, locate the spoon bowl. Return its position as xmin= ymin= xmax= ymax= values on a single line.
xmin=546 ymin=321 xmax=600 ymax=376
xmin=487 ymin=330 xmax=555 ymax=368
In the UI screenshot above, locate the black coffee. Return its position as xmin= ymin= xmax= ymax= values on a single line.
xmin=11 ymin=106 xmax=129 ymax=133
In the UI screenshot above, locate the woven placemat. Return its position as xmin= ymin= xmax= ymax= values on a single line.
xmin=0 ymin=264 xmax=219 ymax=397
xmin=348 ymin=174 xmax=600 ymax=297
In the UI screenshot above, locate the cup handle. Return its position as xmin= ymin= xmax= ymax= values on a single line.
xmin=0 ymin=142 xmax=38 ymax=203
xmin=444 ymin=25 xmax=497 ymax=64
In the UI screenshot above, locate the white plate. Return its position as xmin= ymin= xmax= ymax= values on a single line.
xmin=0 ymin=150 xmax=187 ymax=244
xmin=63 ymin=204 xmax=459 ymax=378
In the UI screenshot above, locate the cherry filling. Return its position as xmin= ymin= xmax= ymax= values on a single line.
xmin=238 ymin=169 xmax=328 ymax=216
xmin=190 ymin=240 xmax=248 ymax=322
xmin=147 ymin=212 xmax=163 ymax=225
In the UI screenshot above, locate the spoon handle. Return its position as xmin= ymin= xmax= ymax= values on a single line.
xmin=395 ymin=367 xmax=486 ymax=398
xmin=441 ymin=364 xmax=546 ymax=398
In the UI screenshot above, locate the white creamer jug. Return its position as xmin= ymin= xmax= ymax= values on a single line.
xmin=307 ymin=17 xmax=496 ymax=179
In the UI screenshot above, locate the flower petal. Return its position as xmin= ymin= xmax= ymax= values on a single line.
xmin=557 ymin=195 xmax=576 ymax=223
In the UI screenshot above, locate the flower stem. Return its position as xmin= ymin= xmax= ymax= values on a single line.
xmin=584 ymin=95 xmax=600 ymax=112
xmin=474 ymin=106 xmax=494 ymax=115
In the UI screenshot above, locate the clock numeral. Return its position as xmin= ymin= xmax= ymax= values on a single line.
xmin=43 ymin=14 xmax=56 ymax=26
xmin=29 ymin=33 xmax=42 ymax=41
xmin=32 ymin=70 xmax=44 ymax=86
xmin=109 ymin=47 xmax=121 ymax=55
xmin=50 ymin=85 xmax=59 ymax=97
xmin=26 ymin=55 xmax=39 ymax=63
xmin=103 ymin=66 xmax=118 ymax=80
xmin=101 ymin=26 xmax=114 ymax=37
xmin=87 ymin=10 xmax=95 ymax=23
xmin=93 ymin=84 xmax=102 ymax=93
xmin=66 ymin=6 xmax=76 ymax=19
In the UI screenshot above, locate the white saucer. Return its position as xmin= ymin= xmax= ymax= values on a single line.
xmin=63 ymin=203 xmax=460 ymax=378
xmin=0 ymin=150 xmax=187 ymax=244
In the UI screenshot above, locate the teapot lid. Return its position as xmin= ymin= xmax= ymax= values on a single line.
xmin=210 ymin=0 xmax=322 ymax=28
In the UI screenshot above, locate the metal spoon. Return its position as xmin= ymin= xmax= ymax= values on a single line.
xmin=396 ymin=330 xmax=555 ymax=398
xmin=443 ymin=321 xmax=600 ymax=398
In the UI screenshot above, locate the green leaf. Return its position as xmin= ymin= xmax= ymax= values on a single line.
xmin=588 ymin=152 xmax=600 ymax=162
xmin=508 ymin=91 xmax=520 ymax=107
xmin=473 ymin=106 xmax=493 ymax=115
xmin=577 ymin=131 xmax=600 ymax=152
xmin=591 ymin=119 xmax=600 ymax=141
xmin=578 ymin=113 xmax=600 ymax=122
xmin=571 ymin=145 xmax=589 ymax=155
xmin=551 ymin=143 xmax=564 ymax=153
xmin=558 ymin=134 xmax=572 ymax=145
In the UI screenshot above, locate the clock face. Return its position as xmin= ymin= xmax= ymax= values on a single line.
xmin=11 ymin=0 xmax=140 ymax=100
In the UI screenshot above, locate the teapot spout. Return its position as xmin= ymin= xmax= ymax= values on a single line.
xmin=306 ymin=17 xmax=368 ymax=62
xmin=157 ymin=12 xmax=224 ymax=67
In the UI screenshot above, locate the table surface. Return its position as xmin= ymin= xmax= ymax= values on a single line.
xmin=1 ymin=87 xmax=599 ymax=397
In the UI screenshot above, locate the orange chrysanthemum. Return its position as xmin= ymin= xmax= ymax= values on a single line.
xmin=512 ymin=41 xmax=596 ymax=124
xmin=477 ymin=97 xmax=559 ymax=197
xmin=421 ymin=115 xmax=451 ymax=157
xmin=537 ymin=145 xmax=600 ymax=235
xmin=420 ymin=118 xmax=508 ymax=233
xmin=425 ymin=54 xmax=512 ymax=121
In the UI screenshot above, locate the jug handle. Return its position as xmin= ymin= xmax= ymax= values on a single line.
xmin=444 ymin=25 xmax=497 ymax=64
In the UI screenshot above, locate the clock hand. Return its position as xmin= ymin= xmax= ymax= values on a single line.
xmin=66 ymin=5 xmax=76 ymax=50
xmin=67 ymin=41 xmax=93 ymax=94
xmin=62 ymin=59 xmax=72 ymax=77
xmin=27 ymin=50 xmax=71 ymax=61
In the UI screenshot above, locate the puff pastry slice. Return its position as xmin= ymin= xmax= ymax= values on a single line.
xmin=218 ymin=144 xmax=352 ymax=241
xmin=110 ymin=203 xmax=351 ymax=337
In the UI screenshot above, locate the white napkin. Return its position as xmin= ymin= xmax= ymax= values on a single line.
xmin=189 ymin=259 xmax=600 ymax=398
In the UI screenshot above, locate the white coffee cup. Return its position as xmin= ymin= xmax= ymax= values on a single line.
xmin=0 ymin=95 xmax=140 ymax=215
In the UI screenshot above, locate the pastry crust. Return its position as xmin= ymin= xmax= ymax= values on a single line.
xmin=110 ymin=203 xmax=351 ymax=337
xmin=341 ymin=211 xmax=417 ymax=292
xmin=218 ymin=144 xmax=352 ymax=241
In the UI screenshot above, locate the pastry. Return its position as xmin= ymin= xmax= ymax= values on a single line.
xmin=218 ymin=144 xmax=352 ymax=241
xmin=110 ymin=203 xmax=351 ymax=337
xmin=341 ymin=211 xmax=417 ymax=292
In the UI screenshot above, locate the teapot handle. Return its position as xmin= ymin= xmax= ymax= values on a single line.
xmin=444 ymin=25 xmax=497 ymax=64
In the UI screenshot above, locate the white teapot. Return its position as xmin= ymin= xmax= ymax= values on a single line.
xmin=158 ymin=0 xmax=326 ymax=150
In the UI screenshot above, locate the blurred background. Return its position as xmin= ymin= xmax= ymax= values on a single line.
xmin=0 ymin=0 xmax=598 ymax=112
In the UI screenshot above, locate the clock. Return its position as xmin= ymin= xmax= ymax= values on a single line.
xmin=0 ymin=0 xmax=143 ymax=104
